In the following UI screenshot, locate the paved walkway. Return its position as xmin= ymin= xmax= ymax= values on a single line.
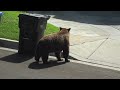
xmin=36 ymin=11 xmax=120 ymax=70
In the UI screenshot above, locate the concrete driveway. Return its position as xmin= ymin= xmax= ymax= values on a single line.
xmin=33 ymin=11 xmax=120 ymax=71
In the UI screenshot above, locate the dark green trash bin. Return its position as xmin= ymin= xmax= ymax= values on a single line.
xmin=18 ymin=13 xmax=50 ymax=56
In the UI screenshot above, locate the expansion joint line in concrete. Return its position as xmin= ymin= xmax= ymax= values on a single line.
xmin=86 ymin=36 xmax=109 ymax=59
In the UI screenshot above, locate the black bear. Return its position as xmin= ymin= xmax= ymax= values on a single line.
xmin=35 ymin=27 xmax=71 ymax=64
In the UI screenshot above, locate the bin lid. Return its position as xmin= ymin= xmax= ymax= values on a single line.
xmin=19 ymin=13 xmax=50 ymax=20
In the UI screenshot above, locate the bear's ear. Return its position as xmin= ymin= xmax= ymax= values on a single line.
xmin=68 ymin=28 xmax=71 ymax=32
xmin=60 ymin=27 xmax=62 ymax=31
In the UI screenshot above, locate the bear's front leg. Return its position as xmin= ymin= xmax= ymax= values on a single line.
xmin=63 ymin=50 xmax=70 ymax=62
xmin=63 ymin=47 xmax=70 ymax=62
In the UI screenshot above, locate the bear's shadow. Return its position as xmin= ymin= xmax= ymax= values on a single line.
xmin=28 ymin=60 xmax=66 ymax=69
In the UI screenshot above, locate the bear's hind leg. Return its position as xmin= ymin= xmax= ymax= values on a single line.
xmin=35 ymin=47 xmax=41 ymax=63
xmin=35 ymin=55 xmax=41 ymax=63
xmin=55 ymin=52 xmax=63 ymax=61
xmin=42 ymin=53 xmax=49 ymax=64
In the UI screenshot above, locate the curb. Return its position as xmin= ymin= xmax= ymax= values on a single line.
xmin=0 ymin=38 xmax=76 ymax=60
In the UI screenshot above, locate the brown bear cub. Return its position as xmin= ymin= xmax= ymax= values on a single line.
xmin=34 ymin=27 xmax=71 ymax=64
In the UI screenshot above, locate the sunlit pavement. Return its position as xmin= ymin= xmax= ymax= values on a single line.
xmin=45 ymin=11 xmax=120 ymax=71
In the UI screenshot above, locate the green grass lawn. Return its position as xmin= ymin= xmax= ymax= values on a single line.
xmin=0 ymin=11 xmax=59 ymax=41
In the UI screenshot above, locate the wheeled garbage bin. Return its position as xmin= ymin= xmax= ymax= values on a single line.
xmin=18 ymin=13 xmax=50 ymax=55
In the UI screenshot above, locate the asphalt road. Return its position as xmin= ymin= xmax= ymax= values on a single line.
xmin=0 ymin=48 xmax=120 ymax=79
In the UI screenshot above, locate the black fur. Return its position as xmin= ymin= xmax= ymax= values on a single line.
xmin=35 ymin=27 xmax=71 ymax=64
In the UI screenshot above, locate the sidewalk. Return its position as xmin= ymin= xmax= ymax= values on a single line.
xmin=36 ymin=11 xmax=120 ymax=70
xmin=1 ymin=47 xmax=120 ymax=79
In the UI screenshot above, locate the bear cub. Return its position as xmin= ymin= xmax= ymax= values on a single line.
xmin=35 ymin=27 xmax=71 ymax=64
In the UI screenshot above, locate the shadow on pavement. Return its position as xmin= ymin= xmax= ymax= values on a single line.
xmin=49 ymin=53 xmax=77 ymax=60
xmin=28 ymin=11 xmax=120 ymax=25
xmin=0 ymin=53 xmax=33 ymax=63
xmin=28 ymin=60 xmax=66 ymax=69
